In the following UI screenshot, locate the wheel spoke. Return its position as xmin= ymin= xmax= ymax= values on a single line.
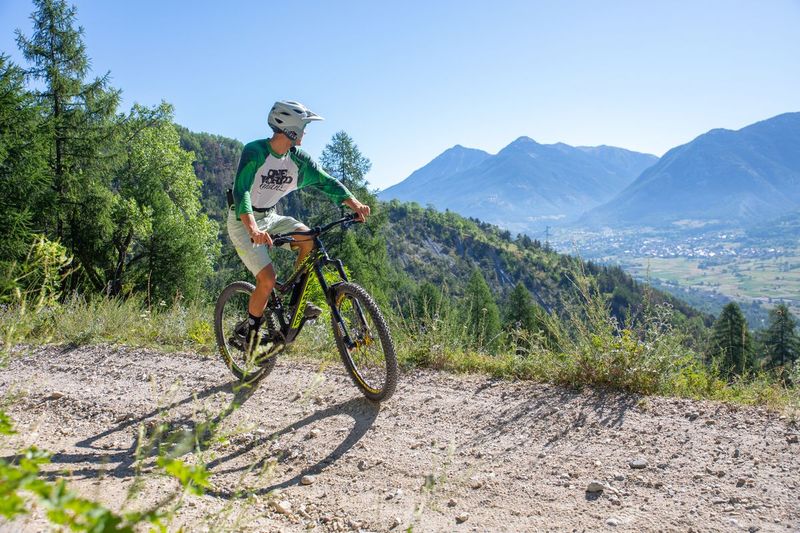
xmin=214 ymin=281 xmax=277 ymax=383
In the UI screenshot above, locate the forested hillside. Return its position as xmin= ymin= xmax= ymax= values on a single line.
xmin=177 ymin=127 xmax=243 ymax=222
xmin=380 ymin=201 xmax=710 ymax=327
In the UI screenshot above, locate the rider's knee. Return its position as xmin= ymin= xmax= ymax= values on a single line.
xmin=255 ymin=265 xmax=276 ymax=288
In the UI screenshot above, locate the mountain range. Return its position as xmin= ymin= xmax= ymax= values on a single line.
xmin=584 ymin=112 xmax=800 ymax=228
xmin=381 ymin=112 xmax=800 ymax=231
xmin=379 ymin=140 xmax=657 ymax=233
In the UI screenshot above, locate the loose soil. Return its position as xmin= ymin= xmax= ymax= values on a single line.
xmin=1 ymin=344 xmax=799 ymax=532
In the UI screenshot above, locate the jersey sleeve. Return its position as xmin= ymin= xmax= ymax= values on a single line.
xmin=292 ymin=149 xmax=355 ymax=205
xmin=233 ymin=142 xmax=261 ymax=217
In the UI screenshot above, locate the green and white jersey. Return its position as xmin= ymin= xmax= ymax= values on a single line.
xmin=232 ymin=139 xmax=354 ymax=216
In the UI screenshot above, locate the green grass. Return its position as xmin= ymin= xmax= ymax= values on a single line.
xmin=0 ymin=294 xmax=216 ymax=358
xmin=2 ymin=284 xmax=798 ymax=413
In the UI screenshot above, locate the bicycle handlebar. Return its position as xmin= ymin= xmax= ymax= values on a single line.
xmin=251 ymin=212 xmax=361 ymax=247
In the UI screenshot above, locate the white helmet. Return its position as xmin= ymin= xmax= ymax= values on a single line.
xmin=268 ymin=100 xmax=324 ymax=141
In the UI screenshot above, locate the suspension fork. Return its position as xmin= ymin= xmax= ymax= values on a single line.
xmin=317 ymin=256 xmax=370 ymax=350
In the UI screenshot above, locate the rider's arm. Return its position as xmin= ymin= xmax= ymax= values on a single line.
xmin=342 ymin=197 xmax=371 ymax=222
xmin=239 ymin=212 xmax=272 ymax=246
xmin=291 ymin=149 xmax=355 ymax=206
xmin=292 ymin=149 xmax=370 ymax=221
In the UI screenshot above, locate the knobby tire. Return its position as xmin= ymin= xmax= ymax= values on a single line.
xmin=214 ymin=281 xmax=277 ymax=384
xmin=331 ymin=282 xmax=398 ymax=402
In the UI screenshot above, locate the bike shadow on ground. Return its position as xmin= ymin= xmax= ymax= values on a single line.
xmin=203 ymin=396 xmax=379 ymax=499
xmin=12 ymin=379 xmax=258 ymax=481
xmin=9 ymin=377 xmax=379 ymax=497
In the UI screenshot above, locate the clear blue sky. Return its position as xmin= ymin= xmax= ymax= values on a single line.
xmin=2 ymin=0 xmax=799 ymax=190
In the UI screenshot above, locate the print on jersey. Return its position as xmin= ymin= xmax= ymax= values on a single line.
xmin=260 ymin=168 xmax=293 ymax=191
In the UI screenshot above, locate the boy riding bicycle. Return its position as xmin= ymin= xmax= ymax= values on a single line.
xmin=228 ymin=100 xmax=371 ymax=353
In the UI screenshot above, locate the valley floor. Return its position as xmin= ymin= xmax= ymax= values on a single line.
xmin=1 ymin=345 xmax=799 ymax=532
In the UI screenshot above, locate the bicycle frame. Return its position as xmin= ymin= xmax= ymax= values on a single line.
xmin=267 ymin=226 xmax=364 ymax=348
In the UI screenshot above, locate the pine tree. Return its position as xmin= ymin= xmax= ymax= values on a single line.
xmin=464 ymin=269 xmax=501 ymax=352
xmin=709 ymin=302 xmax=753 ymax=378
xmin=415 ymin=281 xmax=447 ymax=321
xmin=15 ymin=0 xmax=120 ymax=289
xmin=504 ymin=282 xmax=538 ymax=332
xmin=0 ymin=55 xmax=47 ymax=264
xmin=320 ymin=131 xmax=372 ymax=192
xmin=762 ymin=304 xmax=800 ymax=370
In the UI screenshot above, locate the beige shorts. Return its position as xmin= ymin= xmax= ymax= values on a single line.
xmin=227 ymin=208 xmax=305 ymax=276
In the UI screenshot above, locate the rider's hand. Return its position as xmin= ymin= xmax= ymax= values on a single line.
xmin=251 ymin=229 xmax=273 ymax=247
xmin=345 ymin=198 xmax=371 ymax=222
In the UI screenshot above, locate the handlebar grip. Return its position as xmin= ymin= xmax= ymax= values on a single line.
xmin=272 ymin=236 xmax=295 ymax=247
xmin=249 ymin=236 xmax=294 ymax=247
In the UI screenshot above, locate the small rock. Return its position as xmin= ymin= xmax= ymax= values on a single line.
xmin=306 ymin=428 xmax=321 ymax=440
xmin=385 ymin=488 xmax=404 ymax=501
xmin=787 ymin=435 xmax=798 ymax=444
xmin=586 ymin=481 xmax=607 ymax=493
xmin=389 ymin=517 xmax=401 ymax=529
xmin=271 ymin=500 xmax=292 ymax=515
xmin=357 ymin=459 xmax=368 ymax=471
xmin=447 ymin=498 xmax=458 ymax=507
xmin=614 ymin=473 xmax=626 ymax=482
xmin=733 ymin=448 xmax=741 ymax=458
xmin=705 ymin=419 xmax=716 ymax=426
xmin=736 ymin=478 xmax=746 ymax=488
xmin=45 ymin=392 xmax=65 ymax=401
xmin=455 ymin=513 xmax=470 ymax=524
xmin=606 ymin=517 xmax=621 ymax=527
xmin=687 ymin=412 xmax=699 ymax=421
xmin=469 ymin=477 xmax=483 ymax=489
xmin=629 ymin=458 xmax=648 ymax=469
xmin=300 ymin=475 xmax=316 ymax=485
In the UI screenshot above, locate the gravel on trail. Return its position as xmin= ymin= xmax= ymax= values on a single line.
xmin=1 ymin=344 xmax=798 ymax=532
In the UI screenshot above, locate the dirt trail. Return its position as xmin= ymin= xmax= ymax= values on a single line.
xmin=1 ymin=344 xmax=798 ymax=532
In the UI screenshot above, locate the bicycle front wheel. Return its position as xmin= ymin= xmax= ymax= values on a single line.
xmin=214 ymin=281 xmax=277 ymax=384
xmin=330 ymin=282 xmax=398 ymax=402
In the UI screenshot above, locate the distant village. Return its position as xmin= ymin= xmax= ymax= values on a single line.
xmin=555 ymin=230 xmax=794 ymax=262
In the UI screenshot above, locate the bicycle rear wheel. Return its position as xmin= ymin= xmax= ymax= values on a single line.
xmin=214 ymin=281 xmax=277 ymax=384
xmin=330 ymin=282 xmax=398 ymax=402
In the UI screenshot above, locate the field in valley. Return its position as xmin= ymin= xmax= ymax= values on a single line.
xmin=617 ymin=254 xmax=800 ymax=320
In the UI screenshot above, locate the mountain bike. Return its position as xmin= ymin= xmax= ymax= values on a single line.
xmin=213 ymin=213 xmax=398 ymax=402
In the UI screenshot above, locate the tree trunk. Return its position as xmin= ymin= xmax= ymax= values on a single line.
xmin=109 ymin=228 xmax=134 ymax=297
